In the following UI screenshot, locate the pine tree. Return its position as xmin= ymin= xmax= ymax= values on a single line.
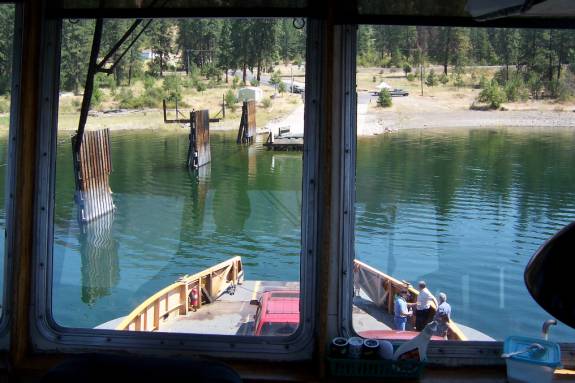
xmin=494 ymin=28 xmax=520 ymax=82
xmin=60 ymin=19 xmax=94 ymax=94
xmin=147 ymin=20 xmax=172 ymax=77
xmin=377 ymin=89 xmax=392 ymax=107
xmin=217 ymin=21 xmax=234 ymax=83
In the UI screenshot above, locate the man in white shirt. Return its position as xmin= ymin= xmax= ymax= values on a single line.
xmin=408 ymin=281 xmax=438 ymax=331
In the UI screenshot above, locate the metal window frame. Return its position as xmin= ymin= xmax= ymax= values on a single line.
xmin=0 ymin=1 xmax=23 ymax=349
xmin=29 ymin=16 xmax=321 ymax=360
xmin=337 ymin=22 xmax=575 ymax=368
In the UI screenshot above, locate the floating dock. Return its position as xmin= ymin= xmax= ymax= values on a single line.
xmin=264 ymin=128 xmax=304 ymax=151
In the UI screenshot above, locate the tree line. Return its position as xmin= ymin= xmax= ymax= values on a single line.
xmin=3 ymin=14 xmax=575 ymax=101
xmin=0 ymin=5 xmax=14 ymax=98
xmin=58 ymin=18 xmax=305 ymax=94
xmin=359 ymin=26 xmax=575 ymax=77
xmin=359 ymin=25 xmax=575 ymax=101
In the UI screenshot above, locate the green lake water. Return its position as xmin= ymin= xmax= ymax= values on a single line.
xmin=2 ymin=127 xmax=575 ymax=341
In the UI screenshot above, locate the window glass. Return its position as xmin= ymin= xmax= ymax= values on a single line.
xmin=0 ymin=3 xmax=15 ymax=319
xmin=53 ymin=18 xmax=306 ymax=336
xmin=353 ymin=25 xmax=575 ymax=343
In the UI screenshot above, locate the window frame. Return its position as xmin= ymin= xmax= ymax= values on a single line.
xmin=341 ymin=22 xmax=575 ymax=367
xmin=0 ymin=1 xmax=23 ymax=348
xmin=15 ymin=6 xmax=575 ymax=367
xmin=29 ymin=16 xmax=321 ymax=360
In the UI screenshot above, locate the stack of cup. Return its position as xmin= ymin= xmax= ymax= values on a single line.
xmin=330 ymin=337 xmax=349 ymax=358
xmin=330 ymin=336 xmax=395 ymax=360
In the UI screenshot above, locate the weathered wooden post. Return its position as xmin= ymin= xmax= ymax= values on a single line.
xmin=236 ymin=100 xmax=256 ymax=144
xmin=188 ymin=110 xmax=211 ymax=170
xmin=162 ymin=99 xmax=168 ymax=123
xmin=222 ymin=94 xmax=226 ymax=119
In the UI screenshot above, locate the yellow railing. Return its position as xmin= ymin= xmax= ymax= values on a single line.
xmin=116 ymin=256 xmax=244 ymax=331
xmin=353 ymin=259 xmax=467 ymax=341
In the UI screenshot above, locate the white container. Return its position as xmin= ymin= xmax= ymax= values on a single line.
xmin=237 ymin=87 xmax=263 ymax=102
xmin=503 ymin=336 xmax=561 ymax=383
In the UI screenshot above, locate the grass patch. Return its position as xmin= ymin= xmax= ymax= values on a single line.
xmin=0 ymin=115 xmax=9 ymax=128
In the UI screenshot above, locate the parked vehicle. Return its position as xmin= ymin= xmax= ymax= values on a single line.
xmin=390 ymin=88 xmax=409 ymax=97
xmin=252 ymin=290 xmax=299 ymax=336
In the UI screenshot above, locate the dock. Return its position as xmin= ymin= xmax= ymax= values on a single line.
xmin=264 ymin=129 xmax=304 ymax=151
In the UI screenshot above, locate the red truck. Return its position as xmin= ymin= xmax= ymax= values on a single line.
xmin=252 ymin=290 xmax=299 ymax=336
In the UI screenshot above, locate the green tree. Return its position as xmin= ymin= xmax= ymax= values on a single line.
xmin=377 ymin=89 xmax=392 ymax=107
xmin=358 ymin=26 xmax=376 ymax=66
xmin=250 ymin=19 xmax=278 ymax=81
xmin=147 ymin=20 xmax=173 ymax=77
xmin=60 ymin=20 xmax=94 ymax=94
xmin=162 ymin=75 xmax=181 ymax=101
xmin=478 ymin=81 xmax=506 ymax=109
xmin=224 ymin=89 xmax=238 ymax=112
xmin=494 ymin=28 xmax=520 ymax=82
xmin=426 ymin=69 xmax=439 ymax=87
xmin=277 ymin=19 xmax=306 ymax=63
xmin=230 ymin=20 xmax=253 ymax=84
xmin=217 ymin=21 xmax=234 ymax=83
xmin=0 ymin=4 xmax=14 ymax=95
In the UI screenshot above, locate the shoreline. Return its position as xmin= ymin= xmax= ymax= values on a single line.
xmin=2 ymin=108 xmax=574 ymax=136
xmin=358 ymin=109 xmax=575 ymax=135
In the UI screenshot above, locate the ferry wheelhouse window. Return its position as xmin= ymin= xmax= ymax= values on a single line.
xmin=0 ymin=2 xmax=15 ymax=322
xmin=352 ymin=24 xmax=575 ymax=344
xmin=51 ymin=17 xmax=307 ymax=338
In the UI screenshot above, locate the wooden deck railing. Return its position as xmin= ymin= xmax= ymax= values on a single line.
xmin=116 ymin=256 xmax=243 ymax=331
xmin=353 ymin=259 xmax=467 ymax=341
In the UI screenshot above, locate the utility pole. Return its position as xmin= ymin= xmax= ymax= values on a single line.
xmin=420 ymin=64 xmax=424 ymax=96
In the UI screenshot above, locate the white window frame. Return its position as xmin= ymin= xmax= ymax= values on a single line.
xmin=29 ymin=16 xmax=322 ymax=360
xmin=338 ymin=22 xmax=575 ymax=368
xmin=0 ymin=1 xmax=23 ymax=349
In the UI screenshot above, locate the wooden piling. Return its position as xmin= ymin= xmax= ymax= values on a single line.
xmin=188 ymin=110 xmax=211 ymax=170
xmin=236 ymin=100 xmax=256 ymax=144
xmin=72 ymin=128 xmax=115 ymax=222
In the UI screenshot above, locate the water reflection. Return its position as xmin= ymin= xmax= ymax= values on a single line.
xmin=79 ymin=214 xmax=119 ymax=305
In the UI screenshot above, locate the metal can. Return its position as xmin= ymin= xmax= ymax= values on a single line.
xmin=330 ymin=337 xmax=349 ymax=358
xmin=362 ymin=338 xmax=380 ymax=359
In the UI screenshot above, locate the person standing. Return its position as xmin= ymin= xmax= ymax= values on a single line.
xmin=394 ymin=289 xmax=412 ymax=331
xmin=433 ymin=292 xmax=452 ymax=338
xmin=409 ymin=281 xmax=438 ymax=331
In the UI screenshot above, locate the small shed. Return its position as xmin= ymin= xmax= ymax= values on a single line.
xmin=238 ymin=87 xmax=263 ymax=102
